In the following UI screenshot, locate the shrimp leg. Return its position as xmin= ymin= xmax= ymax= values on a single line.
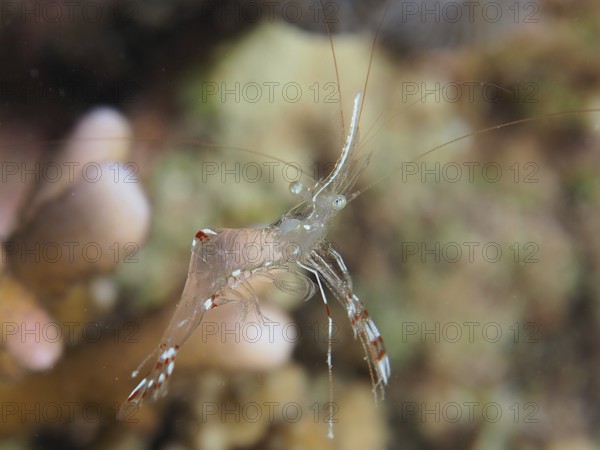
xmin=297 ymin=259 xmax=336 ymax=438
xmin=119 ymin=229 xmax=230 ymax=418
xmin=304 ymin=241 xmax=391 ymax=397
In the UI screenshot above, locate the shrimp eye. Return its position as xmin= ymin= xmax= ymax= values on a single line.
xmin=332 ymin=195 xmax=346 ymax=210
xmin=289 ymin=181 xmax=305 ymax=196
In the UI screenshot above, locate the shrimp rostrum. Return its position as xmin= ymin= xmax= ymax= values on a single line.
xmin=120 ymin=93 xmax=391 ymax=431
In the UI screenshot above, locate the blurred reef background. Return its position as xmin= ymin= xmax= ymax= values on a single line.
xmin=1 ymin=0 xmax=600 ymax=449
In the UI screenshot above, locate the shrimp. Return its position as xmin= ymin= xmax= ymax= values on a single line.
xmin=119 ymin=91 xmax=388 ymax=438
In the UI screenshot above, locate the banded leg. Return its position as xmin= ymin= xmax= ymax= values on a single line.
xmin=297 ymin=260 xmax=336 ymax=439
xmin=306 ymin=241 xmax=391 ymax=397
xmin=118 ymin=291 xmax=227 ymax=420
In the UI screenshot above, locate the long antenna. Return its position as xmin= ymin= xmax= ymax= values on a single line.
xmin=320 ymin=0 xmax=346 ymax=144
xmin=348 ymin=109 xmax=600 ymax=202
xmin=358 ymin=1 xmax=391 ymax=126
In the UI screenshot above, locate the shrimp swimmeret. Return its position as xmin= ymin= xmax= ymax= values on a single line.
xmin=120 ymin=93 xmax=390 ymax=438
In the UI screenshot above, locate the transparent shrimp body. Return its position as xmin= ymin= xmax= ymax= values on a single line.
xmin=120 ymin=94 xmax=390 ymax=437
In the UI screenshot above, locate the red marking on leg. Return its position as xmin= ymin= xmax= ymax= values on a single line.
xmin=371 ymin=336 xmax=386 ymax=360
xmin=208 ymin=293 xmax=220 ymax=309
xmin=325 ymin=303 xmax=331 ymax=318
xmin=372 ymin=336 xmax=384 ymax=346
xmin=350 ymin=310 xmax=369 ymax=326
xmin=196 ymin=230 xmax=215 ymax=241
